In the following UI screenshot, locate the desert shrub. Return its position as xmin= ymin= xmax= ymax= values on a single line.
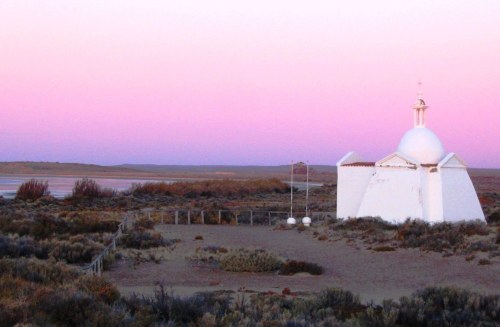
xmin=0 ymin=235 xmax=49 ymax=259
xmin=76 ymin=275 xmax=120 ymax=304
xmin=194 ymin=235 xmax=204 ymax=240
xmin=487 ymin=211 xmax=500 ymax=225
xmin=318 ymin=234 xmax=328 ymax=241
xmin=396 ymin=287 xmax=500 ymax=326
xmin=15 ymin=179 xmax=50 ymax=201
xmin=315 ymin=288 xmax=364 ymax=321
xmin=120 ymin=230 xmax=169 ymax=249
xmin=131 ymin=178 xmax=289 ymax=198
xmin=70 ymin=178 xmax=114 ymax=200
xmin=457 ymin=221 xmax=490 ymax=236
xmin=279 ymin=260 xmax=323 ymax=275
xmin=133 ymin=216 xmax=155 ymax=230
xmin=143 ymin=283 xmax=232 ymax=324
xmin=220 ymin=248 xmax=282 ymax=272
xmin=35 ymin=287 xmax=126 ymax=327
xmin=0 ymin=258 xmax=80 ymax=285
xmin=48 ymin=239 xmax=102 ymax=264
xmin=31 ymin=213 xmax=68 ymax=239
xmin=397 ymin=220 xmax=465 ymax=252
xmin=65 ymin=212 xmax=120 ymax=234
xmin=466 ymin=240 xmax=498 ymax=253
xmin=336 ymin=217 xmax=397 ymax=232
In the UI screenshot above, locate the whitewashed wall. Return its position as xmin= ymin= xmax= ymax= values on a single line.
xmin=336 ymin=166 xmax=374 ymax=218
xmin=440 ymin=167 xmax=485 ymax=222
xmin=356 ymin=167 xmax=423 ymax=223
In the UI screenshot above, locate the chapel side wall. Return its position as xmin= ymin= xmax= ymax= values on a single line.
xmin=336 ymin=166 xmax=374 ymax=218
xmin=356 ymin=167 xmax=422 ymax=223
xmin=440 ymin=167 xmax=485 ymax=222
xmin=423 ymin=168 xmax=443 ymax=222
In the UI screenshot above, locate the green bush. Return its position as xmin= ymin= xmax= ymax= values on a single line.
xmin=15 ymin=179 xmax=50 ymax=201
xmin=220 ymin=248 xmax=282 ymax=272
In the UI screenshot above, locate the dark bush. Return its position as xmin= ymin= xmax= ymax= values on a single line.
xmin=0 ymin=235 xmax=49 ymax=259
xmin=70 ymin=178 xmax=113 ymax=200
xmin=279 ymin=260 xmax=323 ymax=275
xmin=316 ymin=288 xmax=365 ymax=321
xmin=15 ymin=179 xmax=50 ymax=201
xmin=76 ymin=275 xmax=120 ymax=304
xmin=31 ymin=213 xmax=68 ymax=239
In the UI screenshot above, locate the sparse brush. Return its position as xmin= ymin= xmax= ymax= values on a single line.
xmin=15 ymin=179 xmax=50 ymax=201
xmin=130 ymin=178 xmax=289 ymax=198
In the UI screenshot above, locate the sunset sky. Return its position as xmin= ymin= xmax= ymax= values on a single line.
xmin=1 ymin=1 xmax=499 ymax=167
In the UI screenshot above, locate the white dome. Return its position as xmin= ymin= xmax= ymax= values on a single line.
xmin=287 ymin=217 xmax=296 ymax=225
xmin=397 ymin=127 xmax=445 ymax=164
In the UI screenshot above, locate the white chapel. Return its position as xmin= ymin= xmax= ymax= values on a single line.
xmin=336 ymin=91 xmax=485 ymax=223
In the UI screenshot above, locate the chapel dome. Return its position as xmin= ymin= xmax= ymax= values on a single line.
xmin=397 ymin=127 xmax=445 ymax=164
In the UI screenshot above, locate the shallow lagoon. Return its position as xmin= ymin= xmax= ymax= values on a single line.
xmin=0 ymin=175 xmax=171 ymax=199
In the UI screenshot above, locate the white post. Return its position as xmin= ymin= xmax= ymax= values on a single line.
xmin=268 ymin=211 xmax=272 ymax=225
xmin=306 ymin=161 xmax=309 ymax=217
xmin=290 ymin=161 xmax=294 ymax=218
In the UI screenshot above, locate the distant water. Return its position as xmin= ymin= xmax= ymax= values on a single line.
xmin=0 ymin=176 xmax=173 ymax=199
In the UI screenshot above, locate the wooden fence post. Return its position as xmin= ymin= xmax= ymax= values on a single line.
xmin=160 ymin=211 xmax=164 ymax=224
xmin=175 ymin=211 xmax=179 ymax=225
xmin=250 ymin=210 xmax=253 ymax=226
xmin=218 ymin=210 xmax=222 ymax=224
xmin=201 ymin=210 xmax=205 ymax=224
xmin=188 ymin=210 xmax=191 ymax=225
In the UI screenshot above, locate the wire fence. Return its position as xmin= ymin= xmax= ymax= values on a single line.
xmin=82 ymin=208 xmax=336 ymax=276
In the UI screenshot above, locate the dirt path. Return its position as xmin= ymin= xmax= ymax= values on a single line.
xmin=106 ymin=224 xmax=499 ymax=303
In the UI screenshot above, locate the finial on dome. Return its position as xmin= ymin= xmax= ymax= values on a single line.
xmin=417 ymin=80 xmax=423 ymax=100
xmin=412 ymin=80 xmax=428 ymax=127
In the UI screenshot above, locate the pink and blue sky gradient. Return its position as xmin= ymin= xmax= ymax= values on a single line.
xmin=1 ymin=1 xmax=499 ymax=167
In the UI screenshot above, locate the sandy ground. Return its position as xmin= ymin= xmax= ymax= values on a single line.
xmin=106 ymin=224 xmax=499 ymax=303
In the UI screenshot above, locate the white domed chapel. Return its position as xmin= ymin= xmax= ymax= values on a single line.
xmin=336 ymin=92 xmax=485 ymax=223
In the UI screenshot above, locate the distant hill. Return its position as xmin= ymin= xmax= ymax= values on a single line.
xmin=0 ymin=162 xmax=143 ymax=177
xmin=0 ymin=162 xmax=337 ymax=182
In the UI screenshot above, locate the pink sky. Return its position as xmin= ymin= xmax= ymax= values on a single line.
xmin=1 ymin=1 xmax=499 ymax=168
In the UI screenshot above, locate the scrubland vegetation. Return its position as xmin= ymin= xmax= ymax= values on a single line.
xmin=0 ymin=177 xmax=499 ymax=326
